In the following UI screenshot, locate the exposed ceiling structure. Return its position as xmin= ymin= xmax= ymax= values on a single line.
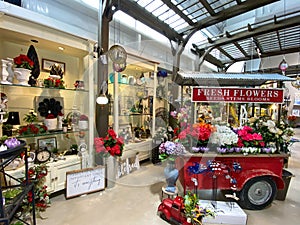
xmin=192 ymin=10 xmax=300 ymax=75
xmin=106 ymin=0 xmax=300 ymax=76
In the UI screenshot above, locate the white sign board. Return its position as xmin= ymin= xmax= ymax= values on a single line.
xmin=66 ymin=166 xmax=105 ymax=199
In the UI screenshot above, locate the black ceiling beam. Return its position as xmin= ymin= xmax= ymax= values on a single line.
xmin=113 ymin=0 xmax=184 ymax=42
xmin=191 ymin=48 xmax=224 ymax=68
xmin=199 ymin=0 xmax=216 ymax=16
xmin=233 ymin=41 xmax=248 ymax=57
xmin=257 ymin=64 xmax=300 ymax=76
xmin=161 ymin=0 xmax=194 ymax=26
xmin=182 ymin=0 xmax=279 ymax=35
xmin=217 ymin=47 xmax=236 ymax=61
xmin=193 ymin=14 xmax=300 ymax=51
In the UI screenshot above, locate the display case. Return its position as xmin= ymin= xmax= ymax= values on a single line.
xmin=108 ymin=53 xmax=158 ymax=161
xmin=0 ymin=5 xmax=95 ymax=193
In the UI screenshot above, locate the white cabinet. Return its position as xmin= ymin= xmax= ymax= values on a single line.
xmin=124 ymin=139 xmax=152 ymax=161
xmin=45 ymin=155 xmax=81 ymax=193
xmin=5 ymin=155 xmax=81 ymax=194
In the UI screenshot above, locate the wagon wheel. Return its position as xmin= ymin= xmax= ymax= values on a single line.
xmin=238 ymin=176 xmax=277 ymax=210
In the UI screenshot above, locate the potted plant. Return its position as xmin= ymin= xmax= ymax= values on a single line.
xmin=13 ymin=54 xmax=34 ymax=86
xmin=37 ymin=98 xmax=63 ymax=131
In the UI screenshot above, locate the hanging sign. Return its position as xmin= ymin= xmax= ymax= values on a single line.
xmin=191 ymin=87 xmax=284 ymax=103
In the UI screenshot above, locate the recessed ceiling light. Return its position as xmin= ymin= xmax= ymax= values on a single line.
xmin=58 ymin=46 xmax=64 ymax=51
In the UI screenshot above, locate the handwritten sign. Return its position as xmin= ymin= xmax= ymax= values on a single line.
xmin=66 ymin=166 xmax=105 ymax=199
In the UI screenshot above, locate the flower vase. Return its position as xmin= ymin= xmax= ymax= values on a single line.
xmin=164 ymin=160 xmax=179 ymax=193
xmin=44 ymin=118 xmax=57 ymax=131
xmin=14 ymin=68 xmax=31 ymax=86
xmin=1 ymin=59 xmax=12 ymax=84
xmin=106 ymin=155 xmax=117 ymax=189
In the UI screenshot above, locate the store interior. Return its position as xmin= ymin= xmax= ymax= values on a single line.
xmin=1 ymin=1 xmax=300 ymax=225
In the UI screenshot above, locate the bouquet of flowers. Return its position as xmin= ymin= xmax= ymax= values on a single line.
xmin=43 ymin=77 xmax=65 ymax=89
xmin=13 ymin=54 xmax=34 ymax=70
xmin=159 ymin=140 xmax=186 ymax=161
xmin=23 ymin=109 xmax=38 ymax=124
xmin=210 ymin=125 xmax=238 ymax=153
xmin=171 ymin=107 xmax=191 ymax=130
xmin=18 ymin=124 xmax=48 ymax=136
xmin=184 ymin=192 xmax=215 ymax=225
xmin=178 ymin=122 xmax=215 ymax=148
xmin=236 ymin=125 xmax=264 ymax=148
xmin=94 ymin=129 xmax=124 ymax=157
xmin=247 ymin=116 xmax=294 ymax=153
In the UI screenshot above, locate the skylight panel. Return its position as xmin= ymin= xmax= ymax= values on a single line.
xmin=136 ymin=0 xmax=153 ymax=8
xmin=152 ymin=5 xmax=169 ymax=17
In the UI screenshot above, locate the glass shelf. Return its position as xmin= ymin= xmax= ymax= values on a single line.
xmin=17 ymin=130 xmax=87 ymax=138
xmin=0 ymin=83 xmax=88 ymax=92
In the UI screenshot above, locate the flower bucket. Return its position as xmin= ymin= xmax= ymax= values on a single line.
xmin=44 ymin=118 xmax=57 ymax=130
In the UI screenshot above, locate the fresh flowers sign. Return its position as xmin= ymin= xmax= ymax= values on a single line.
xmin=94 ymin=129 xmax=124 ymax=157
xmin=192 ymin=87 xmax=284 ymax=103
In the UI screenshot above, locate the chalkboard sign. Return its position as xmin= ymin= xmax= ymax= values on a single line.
xmin=66 ymin=166 xmax=105 ymax=199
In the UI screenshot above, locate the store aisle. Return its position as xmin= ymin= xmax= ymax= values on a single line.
xmin=37 ymin=129 xmax=300 ymax=225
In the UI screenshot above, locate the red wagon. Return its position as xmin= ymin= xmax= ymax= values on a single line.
xmin=176 ymin=153 xmax=288 ymax=210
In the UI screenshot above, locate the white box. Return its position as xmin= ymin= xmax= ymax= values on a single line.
xmin=200 ymin=200 xmax=247 ymax=225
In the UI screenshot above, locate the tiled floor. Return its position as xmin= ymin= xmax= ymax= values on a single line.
xmin=37 ymin=129 xmax=300 ymax=225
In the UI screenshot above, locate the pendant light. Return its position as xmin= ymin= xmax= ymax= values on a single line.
xmin=96 ymin=81 xmax=108 ymax=105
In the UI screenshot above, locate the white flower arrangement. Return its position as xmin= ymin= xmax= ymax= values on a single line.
xmin=210 ymin=125 xmax=238 ymax=147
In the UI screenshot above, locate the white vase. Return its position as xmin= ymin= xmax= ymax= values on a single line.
xmin=44 ymin=118 xmax=57 ymax=130
xmin=14 ymin=68 xmax=31 ymax=86
xmin=1 ymin=59 xmax=13 ymax=84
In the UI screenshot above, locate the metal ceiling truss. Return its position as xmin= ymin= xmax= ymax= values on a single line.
xmin=109 ymin=0 xmax=279 ymax=45
xmin=192 ymin=10 xmax=300 ymax=70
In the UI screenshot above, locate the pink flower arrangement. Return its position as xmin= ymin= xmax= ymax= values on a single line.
xmin=94 ymin=129 xmax=124 ymax=157
xmin=236 ymin=126 xmax=265 ymax=148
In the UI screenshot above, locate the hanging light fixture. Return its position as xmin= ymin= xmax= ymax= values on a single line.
xmin=279 ymin=58 xmax=288 ymax=75
xmin=96 ymin=81 xmax=108 ymax=105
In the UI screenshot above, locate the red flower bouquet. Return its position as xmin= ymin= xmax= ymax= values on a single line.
xmin=94 ymin=129 xmax=124 ymax=157
xmin=18 ymin=124 xmax=48 ymax=136
xmin=13 ymin=54 xmax=34 ymax=70
xmin=178 ymin=122 xmax=215 ymax=147
xmin=236 ymin=126 xmax=265 ymax=148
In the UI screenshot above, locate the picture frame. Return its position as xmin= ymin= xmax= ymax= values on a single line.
xmin=38 ymin=137 xmax=57 ymax=151
xmin=42 ymin=58 xmax=66 ymax=72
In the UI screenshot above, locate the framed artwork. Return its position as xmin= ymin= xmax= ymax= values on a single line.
xmin=38 ymin=137 xmax=57 ymax=151
xmin=42 ymin=58 xmax=66 ymax=72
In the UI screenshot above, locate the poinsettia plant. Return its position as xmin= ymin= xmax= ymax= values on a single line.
xmin=94 ymin=129 xmax=124 ymax=157
xmin=18 ymin=124 xmax=48 ymax=136
xmin=13 ymin=54 xmax=34 ymax=70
